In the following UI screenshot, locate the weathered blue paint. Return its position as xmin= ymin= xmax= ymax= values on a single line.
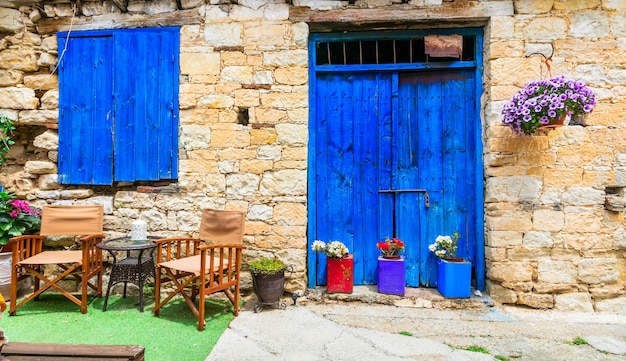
xmin=308 ymin=28 xmax=485 ymax=289
xmin=57 ymin=27 xmax=179 ymax=185
xmin=58 ymin=34 xmax=114 ymax=185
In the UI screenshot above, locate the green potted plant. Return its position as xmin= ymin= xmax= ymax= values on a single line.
xmin=0 ymin=116 xmax=15 ymax=193
xmin=0 ymin=116 xmax=15 ymax=166
xmin=250 ymin=256 xmax=289 ymax=312
xmin=429 ymin=231 xmax=471 ymax=298
xmin=501 ymin=75 xmax=596 ymax=136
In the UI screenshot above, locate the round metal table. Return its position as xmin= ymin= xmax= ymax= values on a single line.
xmin=97 ymin=237 xmax=158 ymax=312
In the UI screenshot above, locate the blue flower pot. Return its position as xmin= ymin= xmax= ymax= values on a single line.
xmin=377 ymin=256 xmax=405 ymax=296
xmin=437 ymin=258 xmax=471 ymax=298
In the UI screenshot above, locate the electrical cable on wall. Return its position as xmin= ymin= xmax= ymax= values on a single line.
xmin=527 ymin=48 xmax=554 ymax=80
xmin=35 ymin=3 xmax=76 ymax=91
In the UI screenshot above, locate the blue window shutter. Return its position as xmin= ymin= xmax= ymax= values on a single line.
xmin=114 ymin=28 xmax=179 ymax=182
xmin=58 ymin=34 xmax=114 ymax=185
xmin=58 ymin=27 xmax=178 ymax=185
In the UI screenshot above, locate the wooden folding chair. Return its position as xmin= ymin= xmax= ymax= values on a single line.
xmin=154 ymin=209 xmax=245 ymax=331
xmin=9 ymin=205 xmax=104 ymax=315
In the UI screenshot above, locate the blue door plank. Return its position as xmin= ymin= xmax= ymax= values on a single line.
xmin=157 ymin=31 xmax=179 ymax=180
xmin=352 ymin=76 xmax=365 ymax=284
xmin=113 ymin=31 xmax=137 ymax=182
xmin=441 ymin=71 xmax=467 ymax=265
xmin=314 ymin=74 xmax=333 ymax=285
xmin=359 ymin=73 xmax=393 ymax=284
xmin=369 ymin=74 xmax=393 ymax=284
xmin=444 ymin=71 xmax=472 ymax=261
xmin=395 ymin=73 xmax=422 ymax=287
xmin=378 ymin=74 xmax=394 ymax=280
xmin=331 ymin=74 xmax=354 ymax=268
xmin=91 ymin=37 xmax=114 ymax=185
xmin=416 ymin=73 xmax=445 ymax=287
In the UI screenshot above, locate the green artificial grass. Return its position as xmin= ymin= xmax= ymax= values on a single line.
xmin=1 ymin=294 xmax=234 ymax=361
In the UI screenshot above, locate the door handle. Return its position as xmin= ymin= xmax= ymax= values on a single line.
xmin=378 ymin=189 xmax=430 ymax=208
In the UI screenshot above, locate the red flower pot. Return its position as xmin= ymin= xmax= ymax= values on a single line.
xmin=326 ymin=255 xmax=353 ymax=294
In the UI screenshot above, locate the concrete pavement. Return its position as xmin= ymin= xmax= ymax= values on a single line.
xmin=206 ymin=287 xmax=626 ymax=361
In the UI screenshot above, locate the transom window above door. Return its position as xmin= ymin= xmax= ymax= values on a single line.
xmin=315 ymin=34 xmax=476 ymax=66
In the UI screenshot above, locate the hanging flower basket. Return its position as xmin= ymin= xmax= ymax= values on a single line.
xmin=501 ymin=75 xmax=596 ymax=136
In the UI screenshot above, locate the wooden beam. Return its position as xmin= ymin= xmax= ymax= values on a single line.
xmin=289 ymin=1 xmax=514 ymax=23
xmin=36 ymin=8 xmax=202 ymax=34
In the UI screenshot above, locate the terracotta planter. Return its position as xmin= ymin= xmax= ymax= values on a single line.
xmin=377 ymin=256 xmax=405 ymax=296
xmin=539 ymin=113 xmax=568 ymax=130
xmin=326 ymin=255 xmax=353 ymax=294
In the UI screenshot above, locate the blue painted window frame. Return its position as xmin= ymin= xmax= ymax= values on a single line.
xmin=57 ymin=27 xmax=179 ymax=185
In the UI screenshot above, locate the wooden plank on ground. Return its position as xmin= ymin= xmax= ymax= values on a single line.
xmin=1 ymin=342 xmax=145 ymax=361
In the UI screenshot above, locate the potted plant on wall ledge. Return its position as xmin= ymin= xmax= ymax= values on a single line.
xmin=0 ymin=116 xmax=16 ymax=192
xmin=376 ymin=237 xmax=405 ymax=296
xmin=501 ymin=75 xmax=596 ymax=136
xmin=429 ymin=231 xmax=471 ymax=298
xmin=312 ymin=240 xmax=353 ymax=294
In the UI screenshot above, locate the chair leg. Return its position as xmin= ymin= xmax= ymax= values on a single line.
xmin=81 ymin=274 xmax=88 ymax=314
xmin=197 ymin=291 xmax=205 ymax=331
xmin=234 ymin=283 xmax=241 ymax=317
xmin=9 ymin=265 xmax=18 ymax=316
xmin=154 ymin=268 xmax=161 ymax=317
xmin=97 ymin=268 xmax=103 ymax=297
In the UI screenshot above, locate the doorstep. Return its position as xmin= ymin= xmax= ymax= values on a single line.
xmin=298 ymin=285 xmax=495 ymax=310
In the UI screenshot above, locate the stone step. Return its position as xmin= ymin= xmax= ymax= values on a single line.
xmin=299 ymin=285 xmax=495 ymax=310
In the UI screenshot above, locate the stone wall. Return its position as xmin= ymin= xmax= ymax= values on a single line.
xmin=485 ymin=0 xmax=626 ymax=313
xmin=0 ymin=0 xmax=310 ymax=293
xmin=0 ymin=0 xmax=625 ymax=312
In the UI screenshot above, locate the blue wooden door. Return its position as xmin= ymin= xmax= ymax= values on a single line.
xmin=309 ymin=70 xmax=482 ymax=288
xmin=393 ymin=71 xmax=478 ymax=287
xmin=310 ymin=72 xmax=394 ymax=286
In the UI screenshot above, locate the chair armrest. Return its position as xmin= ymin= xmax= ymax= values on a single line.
xmin=8 ymin=235 xmax=46 ymax=263
xmin=78 ymin=234 xmax=104 ymax=271
xmin=154 ymin=237 xmax=203 ymax=263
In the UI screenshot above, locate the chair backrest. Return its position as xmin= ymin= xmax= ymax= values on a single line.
xmin=198 ymin=209 xmax=245 ymax=245
xmin=39 ymin=205 xmax=104 ymax=236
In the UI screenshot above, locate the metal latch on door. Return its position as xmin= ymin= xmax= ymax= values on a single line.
xmin=378 ymin=189 xmax=430 ymax=208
